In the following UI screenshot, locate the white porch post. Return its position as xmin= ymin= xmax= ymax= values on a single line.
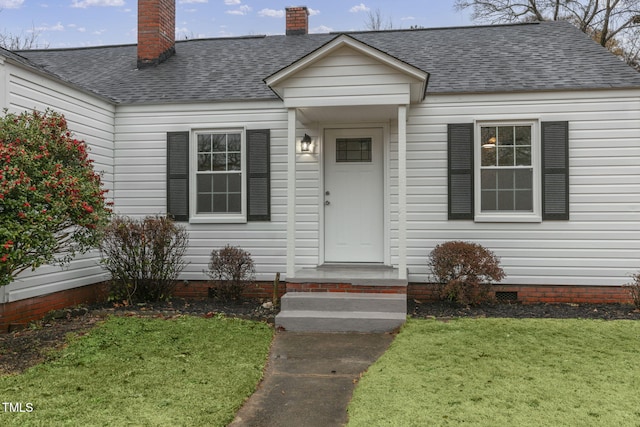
xmin=286 ymin=108 xmax=297 ymax=278
xmin=398 ymin=105 xmax=408 ymax=280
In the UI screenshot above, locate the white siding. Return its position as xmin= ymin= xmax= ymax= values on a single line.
xmin=402 ymin=90 xmax=640 ymax=286
xmin=1 ymin=62 xmax=115 ymax=302
xmin=114 ymin=101 xmax=315 ymax=282
xmin=277 ymin=46 xmax=418 ymax=107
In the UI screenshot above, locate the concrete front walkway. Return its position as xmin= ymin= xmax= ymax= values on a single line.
xmin=229 ymin=332 xmax=395 ymax=427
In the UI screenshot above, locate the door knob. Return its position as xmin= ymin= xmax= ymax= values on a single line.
xmin=325 ymin=191 xmax=330 ymax=196
xmin=325 ymin=200 xmax=330 ymax=205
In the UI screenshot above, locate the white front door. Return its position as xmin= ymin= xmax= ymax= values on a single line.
xmin=324 ymin=128 xmax=384 ymax=263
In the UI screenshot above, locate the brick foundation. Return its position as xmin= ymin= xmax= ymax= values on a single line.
xmin=173 ymin=280 xmax=286 ymax=300
xmin=3 ymin=280 xmax=633 ymax=333
xmin=408 ymin=283 xmax=633 ymax=305
xmin=0 ymin=282 xmax=110 ymax=333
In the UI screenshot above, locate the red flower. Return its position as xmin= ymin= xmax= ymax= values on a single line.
xmin=3 ymin=241 xmax=13 ymax=249
xmin=23 ymin=202 xmax=31 ymax=207
xmin=1 ymin=254 xmax=8 ymax=262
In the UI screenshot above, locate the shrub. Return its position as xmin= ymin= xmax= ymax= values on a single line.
xmin=207 ymin=245 xmax=255 ymax=301
xmin=624 ymin=273 xmax=640 ymax=308
xmin=100 ymin=216 xmax=188 ymax=303
xmin=0 ymin=109 xmax=111 ymax=287
xmin=428 ymin=241 xmax=505 ymax=305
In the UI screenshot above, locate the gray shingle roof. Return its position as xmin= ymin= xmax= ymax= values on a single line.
xmin=16 ymin=21 xmax=640 ymax=105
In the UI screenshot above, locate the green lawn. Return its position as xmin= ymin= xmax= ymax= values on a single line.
xmin=348 ymin=318 xmax=640 ymax=427
xmin=0 ymin=315 xmax=273 ymax=426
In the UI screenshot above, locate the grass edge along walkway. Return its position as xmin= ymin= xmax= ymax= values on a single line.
xmin=0 ymin=315 xmax=273 ymax=426
xmin=347 ymin=317 xmax=640 ymax=427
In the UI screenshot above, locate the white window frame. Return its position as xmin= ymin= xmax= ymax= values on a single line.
xmin=474 ymin=120 xmax=541 ymax=223
xmin=189 ymin=128 xmax=247 ymax=224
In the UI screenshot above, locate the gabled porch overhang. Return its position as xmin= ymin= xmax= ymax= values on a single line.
xmin=265 ymin=34 xmax=429 ymax=281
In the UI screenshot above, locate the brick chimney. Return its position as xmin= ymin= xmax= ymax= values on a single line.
xmin=138 ymin=0 xmax=175 ymax=68
xmin=286 ymin=6 xmax=309 ymax=35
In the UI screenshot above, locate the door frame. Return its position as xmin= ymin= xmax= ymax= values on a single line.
xmin=318 ymin=122 xmax=391 ymax=266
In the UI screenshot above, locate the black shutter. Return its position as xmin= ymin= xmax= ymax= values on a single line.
xmin=167 ymin=132 xmax=189 ymax=222
xmin=541 ymin=121 xmax=569 ymax=220
xmin=448 ymin=123 xmax=474 ymax=219
xmin=246 ymin=129 xmax=271 ymax=221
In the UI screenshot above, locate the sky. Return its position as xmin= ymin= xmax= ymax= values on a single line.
xmin=0 ymin=0 xmax=474 ymax=49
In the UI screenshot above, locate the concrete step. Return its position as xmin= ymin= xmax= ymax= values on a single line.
xmin=275 ymin=310 xmax=406 ymax=333
xmin=280 ymin=292 xmax=406 ymax=313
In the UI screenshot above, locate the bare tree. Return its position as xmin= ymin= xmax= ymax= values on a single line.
xmin=0 ymin=28 xmax=48 ymax=50
xmin=364 ymin=8 xmax=394 ymax=30
xmin=0 ymin=8 xmax=48 ymax=51
xmin=455 ymin=0 xmax=640 ymax=70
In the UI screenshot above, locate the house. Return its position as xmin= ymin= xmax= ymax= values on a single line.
xmin=1 ymin=1 xmax=639 ymax=331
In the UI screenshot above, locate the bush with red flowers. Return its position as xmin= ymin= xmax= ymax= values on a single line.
xmin=0 ymin=109 xmax=111 ymax=286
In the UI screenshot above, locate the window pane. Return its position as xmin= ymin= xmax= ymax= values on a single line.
xmin=497 ymin=190 xmax=514 ymax=210
xmin=515 ymin=169 xmax=532 ymax=189
xmin=198 ymin=154 xmax=211 ymax=171
xmin=498 ymin=146 xmax=514 ymax=166
xmin=498 ymin=126 xmax=514 ymax=145
xmin=516 ymin=147 xmax=531 ymax=166
xmin=497 ymin=169 xmax=514 ymax=189
xmin=228 ymin=134 xmax=241 ymax=152
xmin=198 ymin=134 xmax=211 ymax=152
xmin=228 ymin=174 xmax=241 ymax=192
xmin=481 ymin=127 xmax=496 ymax=147
xmin=213 ymin=194 xmax=227 ymax=213
xmin=228 ymin=153 xmax=241 ymax=171
xmin=212 ymin=134 xmax=226 ymax=152
xmin=228 ymin=194 xmax=242 ymax=213
xmin=213 ymin=154 xmax=227 ymax=171
xmin=515 ymin=190 xmax=533 ymax=211
xmin=481 ymin=170 xmax=497 ymax=189
xmin=515 ymin=126 xmax=531 ymax=145
xmin=347 ymin=140 xmax=361 ymax=151
xmin=212 ymin=174 xmax=227 ymax=192
xmin=197 ymin=194 xmax=212 ymax=213
xmin=481 ymin=190 xmax=497 ymax=211
xmin=197 ymin=174 xmax=212 ymax=192
xmin=481 ymin=146 xmax=496 ymax=166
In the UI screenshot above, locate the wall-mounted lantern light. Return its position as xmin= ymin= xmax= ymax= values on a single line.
xmin=301 ymin=133 xmax=312 ymax=152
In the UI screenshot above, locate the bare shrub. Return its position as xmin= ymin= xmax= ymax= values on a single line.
xmin=428 ymin=241 xmax=505 ymax=305
xmin=207 ymin=245 xmax=255 ymax=301
xmin=100 ymin=216 xmax=188 ymax=303
xmin=624 ymin=273 xmax=640 ymax=309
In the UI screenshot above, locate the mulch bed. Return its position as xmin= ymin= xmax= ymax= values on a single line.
xmin=1 ymin=298 xmax=638 ymax=375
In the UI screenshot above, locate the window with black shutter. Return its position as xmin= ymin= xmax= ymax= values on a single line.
xmin=166 ymin=128 xmax=271 ymax=223
xmin=447 ymin=121 xmax=569 ymax=221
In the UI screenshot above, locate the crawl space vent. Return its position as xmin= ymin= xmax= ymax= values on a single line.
xmin=495 ymin=291 xmax=518 ymax=303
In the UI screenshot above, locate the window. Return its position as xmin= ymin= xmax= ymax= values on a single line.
xmin=480 ymin=125 xmax=533 ymax=211
xmin=193 ymin=130 xmax=245 ymax=222
xmin=448 ymin=121 xmax=568 ymax=222
xmin=336 ymin=137 xmax=372 ymax=162
xmin=167 ymin=129 xmax=271 ymax=223
xmin=476 ymin=122 xmax=539 ymax=221
xmin=196 ymin=132 xmax=242 ymax=214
